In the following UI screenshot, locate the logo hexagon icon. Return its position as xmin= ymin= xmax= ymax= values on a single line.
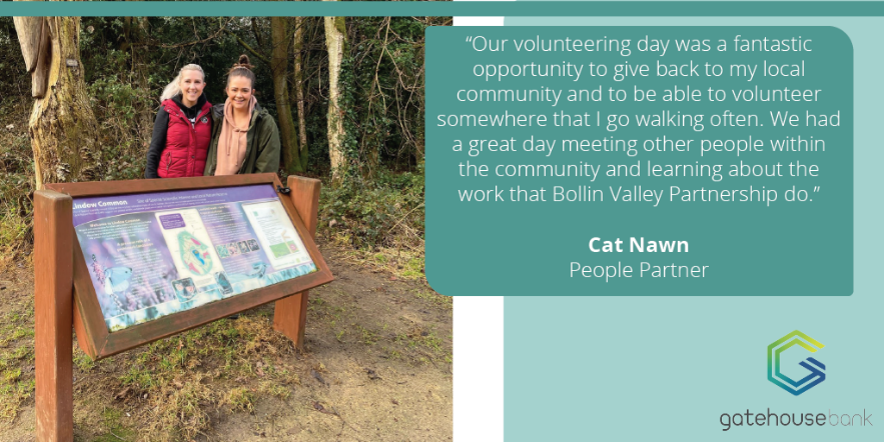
xmin=767 ymin=330 xmax=825 ymax=396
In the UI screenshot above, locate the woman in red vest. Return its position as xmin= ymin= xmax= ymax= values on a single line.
xmin=145 ymin=64 xmax=213 ymax=178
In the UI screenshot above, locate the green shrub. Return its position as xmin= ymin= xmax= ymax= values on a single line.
xmin=319 ymin=164 xmax=424 ymax=251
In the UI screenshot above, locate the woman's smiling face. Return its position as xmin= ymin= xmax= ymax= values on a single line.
xmin=179 ymin=69 xmax=205 ymax=107
xmin=226 ymin=76 xmax=254 ymax=111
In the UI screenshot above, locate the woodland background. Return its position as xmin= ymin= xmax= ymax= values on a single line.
xmin=0 ymin=15 xmax=451 ymax=442
xmin=0 ymin=15 xmax=443 ymax=265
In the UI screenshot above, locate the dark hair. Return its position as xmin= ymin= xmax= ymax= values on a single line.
xmin=227 ymin=54 xmax=256 ymax=88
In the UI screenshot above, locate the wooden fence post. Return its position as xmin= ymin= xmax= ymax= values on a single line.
xmin=34 ymin=190 xmax=74 ymax=442
xmin=273 ymin=176 xmax=321 ymax=348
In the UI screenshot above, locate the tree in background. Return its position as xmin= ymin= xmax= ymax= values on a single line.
xmin=294 ymin=16 xmax=309 ymax=173
xmin=13 ymin=14 xmax=102 ymax=189
xmin=2 ymin=15 xmax=440 ymax=254
xmin=270 ymin=16 xmax=305 ymax=174
xmin=324 ymin=14 xmax=347 ymax=184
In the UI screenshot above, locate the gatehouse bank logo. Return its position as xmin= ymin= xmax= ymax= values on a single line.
xmin=767 ymin=330 xmax=826 ymax=396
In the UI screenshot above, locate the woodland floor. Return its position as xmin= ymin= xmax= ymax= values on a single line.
xmin=0 ymin=243 xmax=452 ymax=442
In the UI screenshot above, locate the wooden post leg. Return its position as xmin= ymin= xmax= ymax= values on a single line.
xmin=34 ymin=190 xmax=74 ymax=442
xmin=273 ymin=176 xmax=321 ymax=349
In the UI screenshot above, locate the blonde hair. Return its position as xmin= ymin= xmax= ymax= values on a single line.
xmin=160 ymin=64 xmax=206 ymax=101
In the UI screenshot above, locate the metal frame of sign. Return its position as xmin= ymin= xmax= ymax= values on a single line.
xmin=45 ymin=173 xmax=334 ymax=360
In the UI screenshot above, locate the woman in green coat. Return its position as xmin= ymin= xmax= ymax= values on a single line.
xmin=204 ymin=55 xmax=281 ymax=176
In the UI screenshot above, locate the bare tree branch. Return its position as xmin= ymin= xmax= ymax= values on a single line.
xmin=231 ymin=32 xmax=270 ymax=64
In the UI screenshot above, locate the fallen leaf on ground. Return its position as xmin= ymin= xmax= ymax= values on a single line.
xmin=114 ymin=387 xmax=130 ymax=399
xmin=312 ymin=401 xmax=334 ymax=415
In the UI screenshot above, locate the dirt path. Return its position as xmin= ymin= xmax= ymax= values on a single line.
xmin=0 ymin=247 xmax=452 ymax=442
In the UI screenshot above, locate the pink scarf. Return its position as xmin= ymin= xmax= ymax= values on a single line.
xmin=215 ymin=96 xmax=257 ymax=176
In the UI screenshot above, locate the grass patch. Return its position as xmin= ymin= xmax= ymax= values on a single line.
xmin=414 ymin=290 xmax=453 ymax=309
xmin=73 ymin=349 xmax=96 ymax=373
xmin=358 ymin=326 xmax=381 ymax=346
xmin=262 ymin=384 xmax=291 ymax=400
xmin=0 ymin=302 xmax=33 ymax=347
xmin=0 ymin=301 xmax=36 ymax=422
xmin=391 ymin=326 xmax=453 ymax=365
xmin=107 ymin=315 xmax=298 ymax=441
xmin=91 ymin=407 xmax=136 ymax=442
xmin=223 ymin=387 xmax=254 ymax=413
xmin=0 ymin=378 xmax=34 ymax=420
xmin=0 ymin=207 xmax=31 ymax=265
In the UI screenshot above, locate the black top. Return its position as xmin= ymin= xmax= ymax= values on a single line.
xmin=144 ymin=94 xmax=208 ymax=178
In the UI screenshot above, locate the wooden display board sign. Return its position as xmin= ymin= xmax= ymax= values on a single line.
xmin=44 ymin=173 xmax=333 ymax=359
xmin=34 ymin=174 xmax=331 ymax=441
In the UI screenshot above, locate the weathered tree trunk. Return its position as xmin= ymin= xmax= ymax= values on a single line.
xmin=13 ymin=14 xmax=102 ymax=190
xmin=293 ymin=16 xmax=308 ymax=168
xmin=270 ymin=16 xmax=304 ymax=173
xmin=324 ymin=14 xmax=347 ymax=184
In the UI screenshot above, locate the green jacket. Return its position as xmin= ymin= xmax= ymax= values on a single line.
xmin=203 ymin=103 xmax=281 ymax=176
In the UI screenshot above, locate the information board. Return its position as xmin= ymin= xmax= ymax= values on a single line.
xmin=71 ymin=184 xmax=316 ymax=331
xmin=45 ymin=174 xmax=333 ymax=360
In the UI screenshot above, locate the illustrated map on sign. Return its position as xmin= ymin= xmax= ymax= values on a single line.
xmin=72 ymin=185 xmax=316 ymax=331
xmin=179 ymin=231 xmax=213 ymax=275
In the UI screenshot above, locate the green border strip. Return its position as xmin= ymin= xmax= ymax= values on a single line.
xmin=6 ymin=2 xmax=884 ymax=17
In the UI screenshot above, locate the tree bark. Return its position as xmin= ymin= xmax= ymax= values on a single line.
xmin=293 ymin=16 xmax=308 ymax=168
xmin=324 ymin=14 xmax=347 ymax=184
xmin=14 ymin=14 xmax=102 ymax=189
xmin=270 ymin=16 xmax=304 ymax=173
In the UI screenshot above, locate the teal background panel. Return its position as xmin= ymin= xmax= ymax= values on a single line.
xmin=503 ymin=16 xmax=880 ymax=442
xmin=426 ymin=26 xmax=853 ymax=297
